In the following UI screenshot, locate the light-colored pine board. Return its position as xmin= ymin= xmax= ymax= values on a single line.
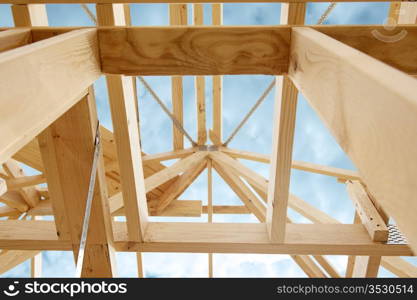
xmin=266 ymin=76 xmax=298 ymax=243
xmin=155 ymin=159 xmax=207 ymax=214
xmin=0 ymin=28 xmax=100 ymax=165
xmin=3 ymin=160 xmax=39 ymax=207
xmin=0 ymin=28 xmax=31 ymax=53
xmin=352 ymin=256 xmax=381 ymax=277
xmin=289 ymin=27 xmax=417 ymax=253
xmin=11 ymin=4 xmax=48 ymax=26
xmin=169 ymin=4 xmax=187 ymax=150
xmin=210 ymin=4 xmax=223 ymax=146
xmin=98 ymin=26 xmax=290 ymax=75
xmin=0 ymin=250 xmax=40 ymax=275
xmin=213 ymin=161 xmax=266 ymax=222
xmin=112 ymin=222 xmax=413 ymax=256
xmin=38 ymin=92 xmax=116 ymax=277
xmin=106 ymin=74 xmax=149 ymax=243
xmin=346 ymin=180 xmax=388 ymax=242
xmin=145 ymin=151 xmax=209 ymax=193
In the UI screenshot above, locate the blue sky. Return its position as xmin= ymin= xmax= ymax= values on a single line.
xmin=1 ymin=2 xmax=415 ymax=278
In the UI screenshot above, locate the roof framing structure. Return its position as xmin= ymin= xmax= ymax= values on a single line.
xmin=0 ymin=1 xmax=417 ymax=278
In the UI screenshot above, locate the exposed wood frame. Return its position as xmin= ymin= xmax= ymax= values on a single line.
xmin=209 ymin=3 xmax=223 ymax=146
xmin=0 ymin=28 xmax=100 ymax=165
xmin=288 ymin=26 xmax=417 ymax=253
xmin=38 ymin=92 xmax=116 ymax=277
xmin=169 ymin=3 xmax=187 ymax=150
xmin=0 ymin=221 xmax=412 ymax=256
xmin=0 ymin=28 xmax=31 ymax=53
xmin=219 ymin=147 xmax=361 ymax=182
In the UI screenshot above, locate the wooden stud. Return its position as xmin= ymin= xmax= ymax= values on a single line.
xmin=210 ymin=4 xmax=223 ymax=145
xmin=11 ymin=4 xmax=48 ymax=27
xmin=266 ymin=76 xmax=298 ymax=243
xmin=169 ymin=4 xmax=187 ymax=150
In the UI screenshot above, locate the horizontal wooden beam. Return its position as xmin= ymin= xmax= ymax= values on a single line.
xmin=289 ymin=27 xmax=417 ymax=253
xmin=113 ymin=222 xmax=413 ymax=256
xmin=0 ymin=221 xmax=412 ymax=256
xmin=0 ymin=28 xmax=100 ymax=164
xmin=98 ymin=26 xmax=290 ymax=75
xmin=142 ymin=148 xmax=197 ymax=164
xmin=27 ymin=25 xmax=417 ymax=76
xmin=28 ymin=195 xmax=203 ymax=218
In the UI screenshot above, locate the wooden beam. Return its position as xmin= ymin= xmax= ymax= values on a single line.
xmin=352 ymin=256 xmax=381 ymax=277
xmin=213 ymin=161 xmax=266 ymax=222
xmin=288 ymin=26 xmax=417 ymax=253
xmin=145 ymin=151 xmax=209 ymax=193
xmin=142 ymin=148 xmax=197 ymax=164
xmin=0 ymin=221 xmax=412 ymax=256
xmin=346 ymin=180 xmax=389 ymax=242
xmin=193 ymin=4 xmax=207 ymax=145
xmin=202 ymin=205 xmax=250 ymax=214
xmin=12 ymin=139 xmax=44 ymax=172
xmin=31 ymin=25 xmax=417 ymax=75
xmin=3 ymin=160 xmax=39 ymax=207
xmin=266 ymin=75 xmax=298 ymax=243
xmin=0 ymin=28 xmax=31 ymax=53
xmin=6 ymin=174 xmax=45 ymax=190
xmin=209 ymin=151 xmax=268 ymax=194
xmin=97 ymin=3 xmax=149 ymax=243
xmin=210 ymin=3 xmax=223 ymax=146
xmin=112 ymin=222 xmax=413 ymax=256
xmin=97 ymin=26 xmax=290 ymax=75
xmin=38 ymin=92 xmax=116 ymax=277
xmin=289 ymin=194 xmax=417 ymax=278
xmin=291 ymin=254 xmax=326 ymax=278
xmin=169 ymin=3 xmax=187 ymax=150
xmin=0 ymin=28 xmax=100 ymax=165
xmin=0 ymin=191 xmax=28 ymax=212
xmin=220 ymin=147 xmax=360 ymax=181
xmin=11 ymin=4 xmax=48 ymax=26
xmin=380 ymin=256 xmax=417 ymax=277
xmin=0 ymin=250 xmax=40 ymax=275
xmin=155 ymin=159 xmax=207 ymax=214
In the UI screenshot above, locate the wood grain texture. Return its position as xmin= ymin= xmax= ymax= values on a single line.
xmin=0 ymin=28 xmax=100 ymax=165
xmin=267 ymin=76 xmax=298 ymax=243
xmin=0 ymin=28 xmax=31 ymax=53
xmin=289 ymin=27 xmax=417 ymax=253
xmin=11 ymin=4 xmax=48 ymax=26
xmin=98 ymin=26 xmax=290 ymax=75
xmin=317 ymin=25 xmax=417 ymax=75
xmin=170 ymin=4 xmax=187 ymax=150
xmin=106 ymin=75 xmax=148 ymax=242
xmin=112 ymin=222 xmax=413 ymax=256
xmin=346 ymin=181 xmax=388 ymax=242
xmin=38 ymin=93 xmax=116 ymax=277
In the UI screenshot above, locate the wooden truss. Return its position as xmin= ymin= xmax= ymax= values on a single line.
xmin=0 ymin=1 xmax=417 ymax=278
